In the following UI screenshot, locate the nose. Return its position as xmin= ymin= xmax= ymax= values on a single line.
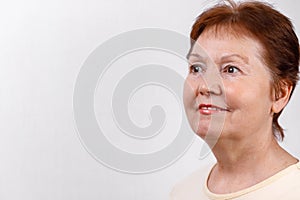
xmin=197 ymin=82 xmax=222 ymax=96
xmin=196 ymin=72 xmax=222 ymax=97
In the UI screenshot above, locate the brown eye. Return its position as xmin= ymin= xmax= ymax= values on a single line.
xmin=190 ymin=64 xmax=205 ymax=74
xmin=225 ymin=65 xmax=240 ymax=73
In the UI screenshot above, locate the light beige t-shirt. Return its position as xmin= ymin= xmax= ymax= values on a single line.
xmin=170 ymin=162 xmax=300 ymax=200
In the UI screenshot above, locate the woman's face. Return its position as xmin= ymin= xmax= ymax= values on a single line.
xmin=183 ymin=29 xmax=275 ymax=141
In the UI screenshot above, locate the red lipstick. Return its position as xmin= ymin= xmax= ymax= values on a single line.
xmin=199 ymin=104 xmax=228 ymax=115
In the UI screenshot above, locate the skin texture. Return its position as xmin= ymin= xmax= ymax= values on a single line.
xmin=183 ymin=28 xmax=298 ymax=194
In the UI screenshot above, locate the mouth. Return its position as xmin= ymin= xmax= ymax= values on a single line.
xmin=198 ymin=104 xmax=229 ymax=115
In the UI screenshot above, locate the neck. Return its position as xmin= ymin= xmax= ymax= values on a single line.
xmin=212 ymin=135 xmax=280 ymax=173
xmin=206 ymin=128 xmax=298 ymax=193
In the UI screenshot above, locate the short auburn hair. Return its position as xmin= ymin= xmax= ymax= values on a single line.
xmin=190 ymin=0 xmax=299 ymax=140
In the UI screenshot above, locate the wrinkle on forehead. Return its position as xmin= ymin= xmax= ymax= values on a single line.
xmin=187 ymin=24 xmax=260 ymax=60
xmin=191 ymin=25 xmax=265 ymax=64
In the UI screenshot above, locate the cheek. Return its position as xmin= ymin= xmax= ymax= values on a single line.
xmin=183 ymin=77 xmax=196 ymax=107
xmin=183 ymin=78 xmax=199 ymax=133
xmin=223 ymin=79 xmax=273 ymax=113
xmin=223 ymin=79 xmax=258 ymax=109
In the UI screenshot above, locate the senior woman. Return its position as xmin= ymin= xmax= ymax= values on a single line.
xmin=170 ymin=0 xmax=300 ymax=199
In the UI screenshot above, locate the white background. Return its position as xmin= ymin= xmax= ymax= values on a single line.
xmin=0 ymin=0 xmax=299 ymax=199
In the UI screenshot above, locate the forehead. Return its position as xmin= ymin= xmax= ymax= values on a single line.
xmin=190 ymin=26 xmax=263 ymax=61
xmin=199 ymin=24 xmax=255 ymax=40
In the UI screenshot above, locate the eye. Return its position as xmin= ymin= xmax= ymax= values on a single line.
xmin=223 ymin=65 xmax=240 ymax=74
xmin=189 ymin=64 xmax=205 ymax=74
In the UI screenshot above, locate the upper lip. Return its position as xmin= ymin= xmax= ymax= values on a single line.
xmin=198 ymin=104 xmax=229 ymax=111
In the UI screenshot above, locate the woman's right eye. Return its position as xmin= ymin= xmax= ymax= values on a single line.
xmin=189 ymin=64 xmax=205 ymax=74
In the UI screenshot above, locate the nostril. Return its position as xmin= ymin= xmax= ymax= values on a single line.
xmin=197 ymin=84 xmax=222 ymax=96
xmin=198 ymin=84 xmax=210 ymax=96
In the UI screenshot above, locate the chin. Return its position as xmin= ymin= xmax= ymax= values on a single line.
xmin=196 ymin=126 xmax=223 ymax=141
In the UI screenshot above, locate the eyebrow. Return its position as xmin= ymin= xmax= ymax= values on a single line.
xmin=220 ymin=54 xmax=249 ymax=64
xmin=186 ymin=53 xmax=206 ymax=60
xmin=187 ymin=53 xmax=249 ymax=65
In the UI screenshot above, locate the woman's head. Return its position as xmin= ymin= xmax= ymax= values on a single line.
xmin=187 ymin=0 xmax=299 ymax=140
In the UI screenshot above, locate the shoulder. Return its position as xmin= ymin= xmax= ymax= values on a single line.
xmin=251 ymin=161 xmax=300 ymax=199
xmin=277 ymin=161 xmax=300 ymax=185
xmin=169 ymin=163 xmax=214 ymax=200
xmin=279 ymin=162 xmax=300 ymax=190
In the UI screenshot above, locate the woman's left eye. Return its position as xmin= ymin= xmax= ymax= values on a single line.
xmin=223 ymin=65 xmax=240 ymax=74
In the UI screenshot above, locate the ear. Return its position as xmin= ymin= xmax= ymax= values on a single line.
xmin=271 ymin=81 xmax=293 ymax=113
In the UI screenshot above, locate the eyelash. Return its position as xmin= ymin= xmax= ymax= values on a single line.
xmin=189 ymin=64 xmax=205 ymax=74
xmin=222 ymin=65 xmax=241 ymax=74
xmin=189 ymin=64 xmax=241 ymax=75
